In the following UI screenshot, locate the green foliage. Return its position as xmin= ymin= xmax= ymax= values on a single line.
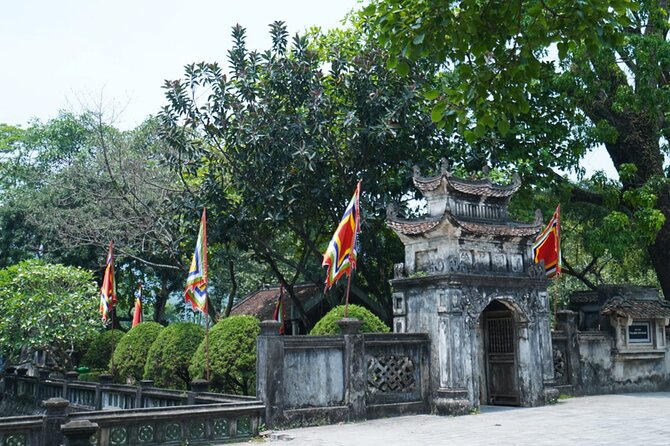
xmin=309 ymin=304 xmax=390 ymax=335
xmin=111 ymin=322 xmax=163 ymax=384
xmin=81 ymin=330 xmax=125 ymax=370
xmin=161 ymin=22 xmax=448 ymax=324
xmin=144 ymin=322 xmax=204 ymax=390
xmin=189 ymin=315 xmax=260 ymax=395
xmin=0 ymin=260 xmax=99 ymax=370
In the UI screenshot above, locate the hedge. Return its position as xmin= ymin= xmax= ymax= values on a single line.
xmin=309 ymin=304 xmax=390 ymax=335
xmin=189 ymin=315 xmax=260 ymax=395
xmin=144 ymin=322 xmax=204 ymax=390
xmin=110 ymin=322 xmax=163 ymax=384
xmin=81 ymin=329 xmax=125 ymax=370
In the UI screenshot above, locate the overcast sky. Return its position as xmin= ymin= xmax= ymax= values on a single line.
xmin=1 ymin=0 xmax=363 ymax=130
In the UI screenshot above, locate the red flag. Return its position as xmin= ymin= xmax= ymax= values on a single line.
xmin=533 ymin=205 xmax=561 ymax=278
xmin=322 ymin=181 xmax=362 ymax=291
xmin=99 ymin=241 xmax=117 ymax=323
xmin=132 ymin=283 xmax=143 ymax=328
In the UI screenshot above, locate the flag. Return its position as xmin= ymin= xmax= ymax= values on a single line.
xmin=185 ymin=209 xmax=208 ymax=313
xmin=533 ymin=204 xmax=561 ymax=278
xmin=99 ymin=241 xmax=117 ymax=324
xmin=273 ymin=284 xmax=285 ymax=334
xmin=322 ymin=181 xmax=361 ymax=291
xmin=132 ymin=283 xmax=143 ymax=328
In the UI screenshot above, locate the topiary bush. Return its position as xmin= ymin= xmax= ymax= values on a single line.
xmin=143 ymin=322 xmax=204 ymax=390
xmin=110 ymin=322 xmax=163 ymax=384
xmin=189 ymin=315 xmax=260 ymax=395
xmin=82 ymin=330 xmax=125 ymax=370
xmin=309 ymin=304 xmax=390 ymax=335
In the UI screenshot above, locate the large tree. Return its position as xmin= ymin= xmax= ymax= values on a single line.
xmin=160 ymin=22 xmax=448 ymax=325
xmin=366 ymin=0 xmax=670 ymax=296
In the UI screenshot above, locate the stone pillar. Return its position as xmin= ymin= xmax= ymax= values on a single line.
xmin=556 ymin=310 xmax=581 ymax=391
xmin=43 ymin=397 xmax=69 ymax=446
xmin=61 ymin=419 xmax=98 ymax=446
xmin=337 ymin=318 xmax=365 ymax=420
xmin=97 ymin=374 xmax=113 ymax=410
xmin=136 ymin=379 xmax=153 ymax=408
xmin=256 ymin=320 xmax=284 ymax=429
xmin=188 ymin=379 xmax=209 ymax=404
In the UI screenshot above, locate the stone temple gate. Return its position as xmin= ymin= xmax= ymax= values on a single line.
xmin=387 ymin=161 xmax=557 ymax=414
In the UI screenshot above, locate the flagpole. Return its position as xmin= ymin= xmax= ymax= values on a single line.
xmin=344 ymin=269 xmax=353 ymax=319
xmin=205 ymin=303 xmax=210 ymax=382
xmin=110 ymin=307 xmax=115 ymax=374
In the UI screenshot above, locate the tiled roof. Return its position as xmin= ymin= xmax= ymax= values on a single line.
xmin=452 ymin=217 xmax=541 ymax=237
xmin=569 ymin=291 xmax=599 ymax=305
xmin=412 ymin=173 xmax=521 ymax=198
xmin=230 ymin=284 xmax=320 ymax=321
xmin=601 ymin=296 xmax=670 ymax=319
xmin=386 ymin=213 xmax=541 ymax=237
xmin=386 ymin=218 xmax=441 ymax=235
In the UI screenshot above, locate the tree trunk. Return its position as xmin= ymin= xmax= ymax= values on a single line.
xmin=154 ymin=274 xmax=169 ymax=322
xmin=647 ymin=187 xmax=670 ymax=299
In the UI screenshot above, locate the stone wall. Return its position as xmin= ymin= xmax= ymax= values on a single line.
xmin=552 ymin=311 xmax=670 ymax=395
xmin=256 ymin=320 xmax=431 ymax=428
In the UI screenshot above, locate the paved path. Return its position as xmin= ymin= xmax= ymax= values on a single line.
xmin=228 ymin=392 xmax=670 ymax=445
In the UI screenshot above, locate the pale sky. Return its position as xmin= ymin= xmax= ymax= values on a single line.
xmin=1 ymin=0 xmax=363 ymax=130
xmin=1 ymin=0 xmax=617 ymax=178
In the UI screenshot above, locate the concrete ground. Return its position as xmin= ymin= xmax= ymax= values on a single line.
xmin=227 ymin=392 xmax=670 ymax=445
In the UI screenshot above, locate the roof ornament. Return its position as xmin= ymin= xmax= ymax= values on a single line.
xmin=534 ymin=209 xmax=543 ymax=225
xmin=412 ymin=165 xmax=421 ymax=179
xmin=386 ymin=202 xmax=399 ymax=219
xmin=481 ymin=164 xmax=490 ymax=177
xmin=440 ymin=158 xmax=450 ymax=175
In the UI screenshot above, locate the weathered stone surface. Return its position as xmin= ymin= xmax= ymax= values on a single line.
xmin=388 ymin=168 xmax=554 ymax=413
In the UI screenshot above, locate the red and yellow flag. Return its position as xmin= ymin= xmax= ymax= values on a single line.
xmin=532 ymin=204 xmax=561 ymax=278
xmin=322 ymin=181 xmax=361 ymax=291
xmin=99 ymin=241 xmax=117 ymax=324
xmin=185 ymin=209 xmax=208 ymax=314
xmin=132 ymin=283 xmax=143 ymax=328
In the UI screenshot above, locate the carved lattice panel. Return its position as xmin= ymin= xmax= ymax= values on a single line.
xmin=163 ymin=423 xmax=181 ymax=442
xmin=367 ymin=355 xmax=415 ymax=393
xmin=188 ymin=422 xmax=205 ymax=440
xmin=213 ymin=419 xmax=229 ymax=439
xmin=237 ymin=417 xmax=252 ymax=436
xmin=138 ymin=424 xmax=154 ymax=444
xmin=110 ymin=427 xmax=128 ymax=446
xmin=4 ymin=434 xmax=26 ymax=446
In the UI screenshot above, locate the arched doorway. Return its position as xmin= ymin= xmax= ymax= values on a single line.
xmin=482 ymin=300 xmax=519 ymax=406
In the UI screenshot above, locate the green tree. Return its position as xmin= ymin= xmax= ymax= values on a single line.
xmin=110 ymin=321 xmax=163 ymax=384
xmin=161 ymin=22 xmax=446 ymax=325
xmin=189 ymin=315 xmax=260 ymax=395
xmin=0 ymin=260 xmax=99 ymax=370
xmin=143 ymin=322 xmax=204 ymax=390
xmin=366 ymin=0 xmax=670 ymax=296
xmin=309 ymin=304 xmax=390 ymax=335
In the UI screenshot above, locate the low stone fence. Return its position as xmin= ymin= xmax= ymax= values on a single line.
xmin=3 ymin=370 xmax=256 ymax=412
xmin=256 ymin=319 xmax=431 ymax=428
xmin=0 ymin=371 xmax=264 ymax=445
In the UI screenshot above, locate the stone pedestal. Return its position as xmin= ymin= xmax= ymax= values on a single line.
xmin=337 ymin=318 xmax=362 ymax=335
xmin=61 ymin=420 xmax=99 ymax=446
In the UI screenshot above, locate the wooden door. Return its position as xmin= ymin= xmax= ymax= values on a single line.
xmin=484 ymin=307 xmax=519 ymax=406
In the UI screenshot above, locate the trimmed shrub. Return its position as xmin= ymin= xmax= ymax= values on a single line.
xmin=144 ymin=322 xmax=204 ymax=390
xmin=189 ymin=315 xmax=260 ymax=395
xmin=110 ymin=322 xmax=163 ymax=384
xmin=81 ymin=330 xmax=125 ymax=370
xmin=309 ymin=304 xmax=390 ymax=335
